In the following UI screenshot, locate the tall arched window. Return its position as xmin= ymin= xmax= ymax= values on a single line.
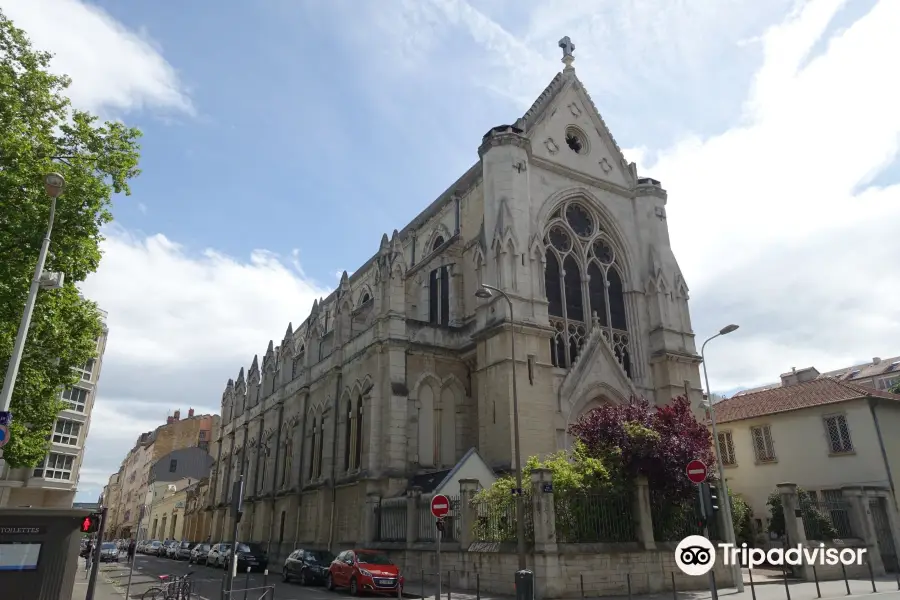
xmin=354 ymin=394 xmax=364 ymax=469
xmin=308 ymin=417 xmax=317 ymax=480
xmin=315 ymin=416 xmax=325 ymax=478
xmin=292 ymin=345 xmax=305 ymax=378
xmin=344 ymin=398 xmax=353 ymax=472
xmin=544 ymin=200 xmax=632 ymax=377
xmin=432 ymin=235 xmax=445 ymax=252
xmin=281 ymin=427 xmax=293 ymax=488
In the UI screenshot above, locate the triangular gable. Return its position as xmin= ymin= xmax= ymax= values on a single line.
xmin=558 ymin=321 xmax=638 ymax=408
xmin=433 ymin=447 xmax=497 ymax=496
xmin=516 ymin=71 xmax=635 ymax=189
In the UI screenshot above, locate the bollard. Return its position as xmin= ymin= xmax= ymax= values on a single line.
xmin=748 ymin=567 xmax=757 ymax=600
xmin=448 ymin=571 xmax=452 ymax=600
xmin=627 ymin=573 xmax=632 ymax=600
xmin=580 ymin=574 xmax=585 ymax=598
xmin=476 ymin=573 xmax=480 ymax=600
xmin=421 ymin=570 xmax=425 ymax=600
xmin=243 ymin=565 xmax=251 ymax=600
xmin=841 ymin=562 xmax=850 ymax=595
xmin=867 ymin=557 xmax=877 ymax=593
xmin=812 ymin=565 xmax=821 ymax=598
xmin=781 ymin=560 xmax=791 ymax=600
xmin=263 ymin=568 xmax=268 ymax=591
xmin=671 ymin=571 xmax=677 ymax=600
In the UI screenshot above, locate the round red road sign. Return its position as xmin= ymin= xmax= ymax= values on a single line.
xmin=686 ymin=459 xmax=708 ymax=484
xmin=430 ymin=494 xmax=451 ymax=518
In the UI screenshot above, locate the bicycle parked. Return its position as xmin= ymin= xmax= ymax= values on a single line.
xmin=140 ymin=571 xmax=194 ymax=600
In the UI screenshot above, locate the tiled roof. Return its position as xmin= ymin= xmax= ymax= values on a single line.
xmin=713 ymin=378 xmax=900 ymax=424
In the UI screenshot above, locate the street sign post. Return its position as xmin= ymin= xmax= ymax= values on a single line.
xmin=431 ymin=495 xmax=450 ymax=600
xmin=686 ymin=459 xmax=708 ymax=484
xmin=0 ymin=424 xmax=9 ymax=449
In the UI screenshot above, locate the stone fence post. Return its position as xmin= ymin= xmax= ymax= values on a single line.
xmin=406 ymin=486 xmax=421 ymax=546
xmin=530 ymin=468 xmax=557 ymax=552
xmin=633 ymin=476 xmax=655 ymax=549
xmin=458 ymin=479 xmax=479 ymax=550
xmin=842 ymin=487 xmax=885 ymax=575
xmin=777 ymin=482 xmax=809 ymax=579
xmin=364 ymin=493 xmax=380 ymax=544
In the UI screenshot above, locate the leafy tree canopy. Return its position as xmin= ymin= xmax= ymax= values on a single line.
xmin=766 ymin=488 xmax=838 ymax=540
xmin=0 ymin=10 xmax=141 ymax=466
xmin=568 ymin=395 xmax=715 ymax=500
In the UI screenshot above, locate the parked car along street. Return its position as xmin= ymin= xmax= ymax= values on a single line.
xmin=100 ymin=542 xmax=120 ymax=563
xmin=189 ymin=543 xmax=211 ymax=565
xmin=175 ymin=541 xmax=194 ymax=560
xmin=225 ymin=542 xmax=268 ymax=573
xmin=207 ymin=543 xmax=231 ymax=568
xmin=283 ymin=548 xmax=335 ymax=585
xmin=326 ymin=550 xmax=402 ymax=595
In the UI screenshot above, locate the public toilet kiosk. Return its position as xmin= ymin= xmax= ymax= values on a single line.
xmin=0 ymin=507 xmax=92 ymax=600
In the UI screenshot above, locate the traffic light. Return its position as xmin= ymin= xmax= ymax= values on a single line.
xmin=80 ymin=513 xmax=101 ymax=533
xmin=707 ymin=483 xmax=720 ymax=513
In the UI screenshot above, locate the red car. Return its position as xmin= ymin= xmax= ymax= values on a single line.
xmin=326 ymin=549 xmax=403 ymax=595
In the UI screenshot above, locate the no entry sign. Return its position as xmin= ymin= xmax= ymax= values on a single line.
xmin=430 ymin=494 xmax=451 ymax=518
xmin=686 ymin=459 xmax=708 ymax=484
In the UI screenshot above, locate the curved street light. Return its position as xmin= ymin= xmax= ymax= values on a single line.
xmin=474 ymin=284 xmax=527 ymax=571
xmin=701 ymin=324 xmax=743 ymax=593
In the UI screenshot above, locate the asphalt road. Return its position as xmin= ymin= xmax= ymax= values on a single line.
xmin=98 ymin=554 xmax=374 ymax=600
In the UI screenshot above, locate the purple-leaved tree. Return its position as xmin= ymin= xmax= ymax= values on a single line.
xmin=568 ymin=395 xmax=715 ymax=501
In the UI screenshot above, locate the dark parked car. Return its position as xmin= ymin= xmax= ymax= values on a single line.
xmin=283 ymin=549 xmax=335 ymax=585
xmin=175 ymin=541 xmax=194 ymax=560
xmin=225 ymin=543 xmax=268 ymax=573
xmin=100 ymin=542 xmax=119 ymax=563
xmin=189 ymin=543 xmax=211 ymax=565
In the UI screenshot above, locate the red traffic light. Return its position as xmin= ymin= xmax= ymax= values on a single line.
xmin=80 ymin=513 xmax=100 ymax=533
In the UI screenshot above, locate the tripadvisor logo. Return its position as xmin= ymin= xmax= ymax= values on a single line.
xmin=675 ymin=536 xmax=867 ymax=576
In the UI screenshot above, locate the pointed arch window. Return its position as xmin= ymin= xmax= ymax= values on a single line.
xmin=292 ymin=345 xmax=305 ymax=378
xmin=429 ymin=266 xmax=450 ymax=325
xmin=315 ymin=415 xmax=325 ymax=479
xmin=354 ymin=394 xmax=364 ymax=469
xmin=281 ymin=427 xmax=293 ymax=488
xmin=543 ymin=199 xmax=632 ymax=377
xmin=432 ymin=235 xmax=445 ymax=252
xmin=308 ymin=417 xmax=317 ymax=481
xmin=344 ymin=398 xmax=353 ymax=472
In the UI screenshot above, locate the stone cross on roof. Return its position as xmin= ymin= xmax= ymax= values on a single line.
xmin=559 ymin=36 xmax=575 ymax=70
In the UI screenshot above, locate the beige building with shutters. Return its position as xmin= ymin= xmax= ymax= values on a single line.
xmin=712 ymin=377 xmax=900 ymax=536
xmin=207 ymin=39 xmax=708 ymax=565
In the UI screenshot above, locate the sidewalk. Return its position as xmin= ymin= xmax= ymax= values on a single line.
xmin=401 ymin=570 xmax=900 ymax=600
xmin=71 ymin=558 xmax=124 ymax=600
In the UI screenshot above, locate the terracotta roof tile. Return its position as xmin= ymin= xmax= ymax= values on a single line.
xmin=712 ymin=378 xmax=900 ymax=424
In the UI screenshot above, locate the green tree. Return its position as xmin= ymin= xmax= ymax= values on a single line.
xmin=0 ymin=10 xmax=141 ymax=466
xmin=730 ymin=493 xmax=754 ymax=543
xmin=889 ymin=381 xmax=900 ymax=395
xmin=766 ymin=488 xmax=838 ymax=540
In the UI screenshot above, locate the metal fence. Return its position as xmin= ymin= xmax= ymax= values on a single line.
xmin=375 ymin=499 xmax=407 ymax=542
xmin=554 ymin=492 xmax=637 ymax=543
xmin=470 ymin=494 xmax=534 ymax=544
xmin=417 ymin=495 xmax=461 ymax=542
xmin=801 ymin=499 xmax=854 ymax=540
xmin=649 ymin=489 xmax=720 ymax=541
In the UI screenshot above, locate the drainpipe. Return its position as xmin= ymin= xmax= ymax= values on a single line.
xmin=267 ymin=402 xmax=285 ymax=558
xmin=293 ymin=391 xmax=308 ymax=548
xmin=328 ymin=369 xmax=343 ymax=551
xmin=869 ymin=398 xmax=898 ymax=511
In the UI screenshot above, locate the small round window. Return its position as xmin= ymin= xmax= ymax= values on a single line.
xmin=565 ymin=126 xmax=589 ymax=155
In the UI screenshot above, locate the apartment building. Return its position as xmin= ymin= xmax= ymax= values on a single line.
xmin=735 ymin=354 xmax=900 ymax=397
xmin=0 ymin=309 xmax=109 ymax=508
xmin=107 ymin=409 xmax=219 ymax=539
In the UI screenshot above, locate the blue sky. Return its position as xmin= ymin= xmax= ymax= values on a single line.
xmin=2 ymin=0 xmax=898 ymax=502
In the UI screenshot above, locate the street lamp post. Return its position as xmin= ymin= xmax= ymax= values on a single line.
xmin=0 ymin=173 xmax=67 ymax=414
xmin=474 ymin=284 xmax=527 ymax=571
xmin=701 ymin=324 xmax=744 ymax=593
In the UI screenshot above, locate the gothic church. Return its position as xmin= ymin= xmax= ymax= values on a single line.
xmin=208 ymin=39 xmax=703 ymax=551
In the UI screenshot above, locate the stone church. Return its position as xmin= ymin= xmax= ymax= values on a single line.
xmin=208 ymin=39 xmax=704 ymax=551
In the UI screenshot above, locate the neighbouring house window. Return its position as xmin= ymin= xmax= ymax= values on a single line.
xmin=61 ymin=387 xmax=89 ymax=412
xmin=169 ymin=459 xmax=178 ymax=473
xmin=199 ymin=430 xmax=207 ymax=441
xmin=33 ymin=453 xmax=75 ymax=480
xmin=52 ymin=419 xmax=81 ymax=446
xmin=717 ymin=431 xmax=736 ymax=466
xmin=75 ymin=358 xmax=96 ymax=381
xmin=750 ymin=425 xmax=777 ymax=462
xmin=824 ymin=414 xmax=853 ymax=453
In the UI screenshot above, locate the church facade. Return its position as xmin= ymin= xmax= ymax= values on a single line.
xmin=207 ymin=40 xmax=704 ymax=550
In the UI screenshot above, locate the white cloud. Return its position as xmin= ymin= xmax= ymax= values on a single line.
xmin=0 ymin=0 xmax=192 ymax=117
xmin=354 ymin=0 xmax=900 ymax=391
xmin=75 ymin=226 xmax=328 ymax=500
